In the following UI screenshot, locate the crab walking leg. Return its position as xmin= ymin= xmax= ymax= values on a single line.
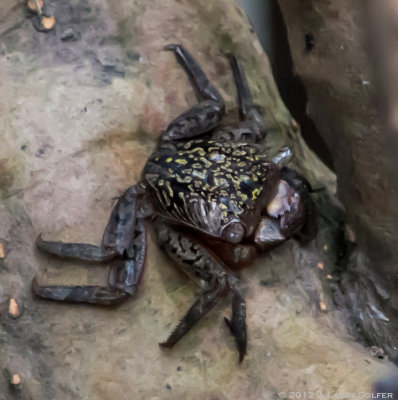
xmin=160 ymin=283 xmax=226 ymax=347
xmin=125 ymin=218 xmax=147 ymax=287
xmin=224 ymin=276 xmax=247 ymax=363
xmin=33 ymin=184 xmax=150 ymax=304
xmin=162 ymin=44 xmax=225 ymax=140
xmin=32 ymin=279 xmax=128 ymax=305
xmin=163 ymin=101 xmax=225 ymax=141
xmin=36 ymin=234 xmax=116 ymax=261
xmin=164 ymin=44 xmax=224 ymax=103
xmin=109 ymin=218 xmax=147 ymax=296
xmin=226 ymin=53 xmax=266 ymax=139
xmin=36 ymin=185 xmax=146 ymax=262
xmin=101 ymin=184 xmax=147 ymax=255
xmin=156 ymin=221 xmax=247 ymax=362
xmin=226 ymin=54 xmax=253 ymax=117
xmin=33 ymin=220 xmax=147 ymax=304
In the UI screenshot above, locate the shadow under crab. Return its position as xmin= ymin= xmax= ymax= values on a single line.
xmin=33 ymin=44 xmax=317 ymax=363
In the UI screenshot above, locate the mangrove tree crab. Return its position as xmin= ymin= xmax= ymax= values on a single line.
xmin=33 ymin=44 xmax=317 ymax=362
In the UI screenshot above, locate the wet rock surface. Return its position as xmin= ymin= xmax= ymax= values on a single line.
xmin=278 ymin=0 xmax=398 ymax=360
xmin=0 ymin=0 xmax=393 ymax=398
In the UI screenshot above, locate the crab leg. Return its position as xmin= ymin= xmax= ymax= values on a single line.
xmin=226 ymin=54 xmax=253 ymax=118
xmin=164 ymin=44 xmax=224 ymax=103
xmin=162 ymin=44 xmax=225 ymax=140
xmin=156 ymin=221 xmax=247 ymax=362
xmin=227 ymin=53 xmax=266 ymax=140
xmin=33 ymin=220 xmax=146 ymax=304
xmin=32 ymin=279 xmax=128 ymax=305
xmin=101 ymin=184 xmax=147 ymax=255
xmin=108 ymin=218 xmax=147 ymax=296
xmin=36 ymin=185 xmax=144 ymax=262
xmin=36 ymin=234 xmax=116 ymax=261
xmin=224 ymin=276 xmax=247 ymax=363
xmin=160 ymin=282 xmax=226 ymax=348
xmin=33 ymin=184 xmax=149 ymax=304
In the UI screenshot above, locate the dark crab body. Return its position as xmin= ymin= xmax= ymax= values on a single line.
xmin=144 ymin=138 xmax=279 ymax=241
xmin=33 ymin=45 xmax=317 ymax=362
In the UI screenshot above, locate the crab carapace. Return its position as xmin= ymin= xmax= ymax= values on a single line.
xmin=33 ymin=44 xmax=317 ymax=363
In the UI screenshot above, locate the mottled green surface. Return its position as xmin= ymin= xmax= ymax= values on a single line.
xmin=0 ymin=0 xmax=392 ymax=399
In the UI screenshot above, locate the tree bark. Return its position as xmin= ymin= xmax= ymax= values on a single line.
xmin=278 ymin=0 xmax=398 ymax=358
xmin=0 ymin=0 xmax=392 ymax=398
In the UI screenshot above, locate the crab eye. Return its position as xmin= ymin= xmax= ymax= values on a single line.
xmin=222 ymin=222 xmax=245 ymax=244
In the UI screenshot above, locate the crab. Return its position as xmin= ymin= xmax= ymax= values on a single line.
xmin=33 ymin=44 xmax=317 ymax=362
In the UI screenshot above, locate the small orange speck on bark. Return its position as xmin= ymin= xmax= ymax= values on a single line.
xmin=319 ymin=302 xmax=327 ymax=311
xmin=317 ymin=262 xmax=324 ymax=270
xmin=8 ymin=298 xmax=20 ymax=319
xmin=0 ymin=242 xmax=4 ymax=258
xmin=42 ymin=16 xmax=56 ymax=30
xmin=11 ymin=374 xmax=21 ymax=386
xmin=27 ymin=0 xmax=44 ymax=11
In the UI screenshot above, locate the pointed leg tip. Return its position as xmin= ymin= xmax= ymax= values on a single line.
xmin=36 ymin=233 xmax=51 ymax=251
xmin=36 ymin=233 xmax=43 ymax=245
xmin=163 ymin=44 xmax=180 ymax=52
xmin=225 ymin=53 xmax=238 ymax=65
xmin=159 ymin=341 xmax=172 ymax=348
xmin=238 ymin=350 xmax=246 ymax=364
xmin=224 ymin=317 xmax=233 ymax=332
xmin=31 ymin=277 xmax=47 ymax=299
xmin=31 ymin=277 xmax=39 ymax=293
xmin=35 ymin=233 xmax=53 ymax=252
xmin=224 ymin=317 xmax=247 ymax=363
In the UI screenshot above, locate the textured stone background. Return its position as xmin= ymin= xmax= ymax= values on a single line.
xmin=278 ymin=0 xmax=398 ymax=360
xmin=0 ymin=0 xmax=393 ymax=399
